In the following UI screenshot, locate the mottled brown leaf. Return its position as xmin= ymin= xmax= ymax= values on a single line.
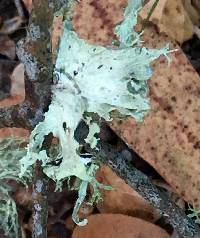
xmin=72 ymin=214 xmax=170 ymax=238
xmin=0 ymin=16 xmax=24 ymax=35
xmin=72 ymin=0 xmax=200 ymax=209
xmin=0 ymin=63 xmax=25 ymax=107
xmin=22 ymin=0 xmax=32 ymax=13
xmin=72 ymin=0 xmax=126 ymax=45
xmin=96 ymin=165 xmax=160 ymax=222
xmin=111 ymin=27 xmax=200 ymax=209
xmin=0 ymin=127 xmax=29 ymax=139
xmin=0 ymin=35 xmax=15 ymax=60
xmin=140 ymin=0 xmax=194 ymax=43
xmin=52 ymin=14 xmax=63 ymax=64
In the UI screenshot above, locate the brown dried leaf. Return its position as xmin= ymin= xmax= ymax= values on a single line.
xmin=0 ymin=60 xmax=16 ymax=100
xmin=72 ymin=0 xmax=127 ymax=45
xmin=96 ymin=166 xmax=161 ymax=222
xmin=72 ymin=214 xmax=170 ymax=238
xmin=72 ymin=0 xmax=200 ymax=210
xmin=112 ymin=27 xmax=200 ymax=209
xmin=10 ymin=63 xmax=25 ymax=99
xmin=152 ymin=180 xmax=185 ymax=209
xmin=0 ymin=127 xmax=29 ymax=140
xmin=0 ymin=63 xmax=25 ymax=107
xmin=52 ymin=14 xmax=63 ymax=64
xmin=13 ymin=186 xmax=32 ymax=208
xmin=140 ymin=0 xmax=194 ymax=43
xmin=171 ymin=230 xmax=181 ymax=238
xmin=22 ymin=0 xmax=32 ymax=13
xmin=0 ymin=35 xmax=15 ymax=60
xmin=182 ymin=0 xmax=200 ymax=26
xmin=65 ymin=216 xmax=76 ymax=231
xmin=0 ymin=16 xmax=24 ymax=35
xmin=78 ymin=202 xmax=94 ymax=221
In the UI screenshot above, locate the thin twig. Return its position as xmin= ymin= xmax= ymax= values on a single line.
xmin=193 ymin=26 xmax=200 ymax=40
xmin=97 ymin=142 xmax=200 ymax=238
xmin=14 ymin=0 xmax=25 ymax=18
xmin=32 ymin=134 xmax=53 ymax=238
xmin=141 ymin=0 xmax=159 ymax=32
xmin=32 ymin=161 xmax=49 ymax=238
xmin=0 ymin=95 xmax=46 ymax=130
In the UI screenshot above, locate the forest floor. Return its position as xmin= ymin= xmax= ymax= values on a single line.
xmin=0 ymin=0 xmax=200 ymax=238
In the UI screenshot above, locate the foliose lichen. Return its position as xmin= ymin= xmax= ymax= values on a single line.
xmin=18 ymin=0 xmax=172 ymax=226
xmin=0 ymin=2 xmax=170 ymax=234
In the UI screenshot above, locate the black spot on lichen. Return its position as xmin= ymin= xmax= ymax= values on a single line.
xmin=73 ymin=71 xmax=78 ymax=76
xmin=97 ymin=64 xmax=103 ymax=69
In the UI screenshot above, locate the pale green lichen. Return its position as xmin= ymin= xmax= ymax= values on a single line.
xmin=115 ymin=0 xmax=144 ymax=46
xmin=0 ymin=138 xmax=30 ymax=238
xmin=72 ymin=164 xmax=112 ymax=226
xmin=19 ymin=0 xmax=172 ymax=227
xmin=84 ymin=118 xmax=100 ymax=149
xmin=0 ymin=187 xmax=19 ymax=238
xmin=188 ymin=205 xmax=200 ymax=224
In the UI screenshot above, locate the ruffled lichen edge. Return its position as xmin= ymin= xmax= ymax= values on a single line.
xmin=0 ymin=0 xmax=173 ymax=234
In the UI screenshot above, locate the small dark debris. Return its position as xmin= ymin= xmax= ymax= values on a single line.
xmin=73 ymin=70 xmax=78 ymax=76
xmin=97 ymin=64 xmax=103 ymax=69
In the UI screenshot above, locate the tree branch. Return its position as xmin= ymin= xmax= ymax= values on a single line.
xmin=0 ymin=0 xmax=66 ymax=129
xmin=14 ymin=0 xmax=25 ymax=18
xmin=0 ymin=80 xmax=50 ymax=129
xmin=0 ymin=1 xmax=69 ymax=238
xmin=32 ymin=161 xmax=49 ymax=238
xmin=21 ymin=1 xmax=67 ymax=238
xmin=32 ymin=133 xmax=53 ymax=238
xmin=98 ymin=142 xmax=200 ymax=238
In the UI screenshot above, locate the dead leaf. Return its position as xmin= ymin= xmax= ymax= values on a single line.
xmin=0 ymin=16 xmax=24 ymax=35
xmin=10 ymin=63 xmax=25 ymax=100
xmin=171 ymin=230 xmax=181 ymax=238
xmin=0 ymin=63 xmax=25 ymax=107
xmin=96 ymin=165 xmax=161 ymax=222
xmin=78 ymin=202 xmax=94 ymax=221
xmin=13 ymin=186 xmax=32 ymax=208
xmin=65 ymin=216 xmax=76 ymax=231
xmin=112 ymin=27 xmax=200 ymax=209
xmin=0 ymin=60 xmax=16 ymax=100
xmin=0 ymin=35 xmax=15 ymax=60
xmin=152 ymin=180 xmax=185 ymax=209
xmin=52 ymin=14 xmax=63 ymax=64
xmin=182 ymin=0 xmax=200 ymax=26
xmin=140 ymin=0 xmax=194 ymax=43
xmin=72 ymin=214 xmax=170 ymax=238
xmin=0 ymin=127 xmax=29 ymax=140
xmin=72 ymin=0 xmax=127 ymax=45
xmin=22 ymin=0 xmax=32 ymax=13
xmin=193 ymin=25 xmax=200 ymax=39
xmin=72 ymin=0 xmax=200 ymax=210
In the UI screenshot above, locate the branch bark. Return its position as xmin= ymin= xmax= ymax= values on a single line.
xmin=97 ymin=141 xmax=200 ymax=238
xmin=0 ymin=1 xmax=68 ymax=237
xmin=32 ymin=161 xmax=49 ymax=238
xmin=20 ymin=1 xmax=67 ymax=238
xmin=32 ymin=133 xmax=53 ymax=238
xmin=0 ymin=0 xmax=66 ymax=129
xmin=14 ymin=0 xmax=25 ymax=18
